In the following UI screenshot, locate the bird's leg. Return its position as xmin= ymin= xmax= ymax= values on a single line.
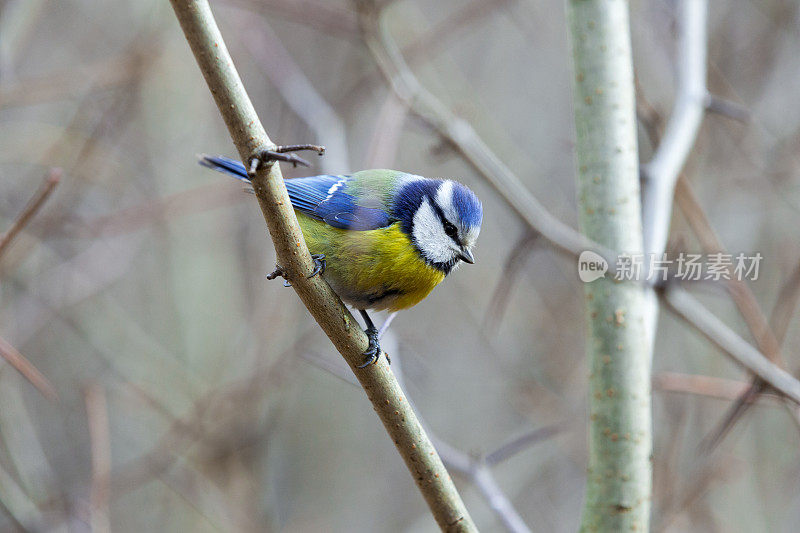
xmin=266 ymin=265 xmax=292 ymax=287
xmin=248 ymin=144 xmax=326 ymax=173
xmin=268 ymin=253 xmax=325 ymax=286
xmin=307 ymin=254 xmax=326 ymax=279
xmin=357 ymin=309 xmax=389 ymax=368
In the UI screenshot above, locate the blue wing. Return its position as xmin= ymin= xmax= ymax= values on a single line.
xmin=199 ymin=155 xmax=391 ymax=230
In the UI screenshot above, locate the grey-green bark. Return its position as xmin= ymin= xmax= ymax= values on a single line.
xmin=168 ymin=1 xmax=476 ymax=530
xmin=565 ymin=2 xmax=652 ymax=531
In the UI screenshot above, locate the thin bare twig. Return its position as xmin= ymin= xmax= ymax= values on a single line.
xmin=703 ymin=94 xmax=749 ymax=123
xmin=471 ymin=465 xmax=531 ymax=533
xmin=484 ymin=425 xmax=563 ymax=466
xmin=0 ymin=334 xmax=57 ymax=402
xmin=429 ymin=439 xmax=533 ymax=533
xmin=0 ymin=168 xmax=60 ymax=260
xmin=675 ymin=177 xmax=781 ymax=369
xmin=85 ymin=383 xmax=111 ymax=533
xmin=483 ymin=232 xmax=540 ymax=334
xmin=635 ymin=77 xmax=664 ymax=149
xmin=652 ymin=371 xmax=780 ymax=403
xmin=661 ymin=285 xmax=800 ymax=404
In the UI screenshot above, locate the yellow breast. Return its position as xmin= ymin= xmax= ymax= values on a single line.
xmin=297 ymin=214 xmax=446 ymax=312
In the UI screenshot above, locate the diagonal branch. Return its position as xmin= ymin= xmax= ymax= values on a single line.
xmin=438 ymin=439 xmax=533 ymax=533
xmin=167 ymin=1 xmax=475 ymax=530
xmin=0 ymin=334 xmax=57 ymax=402
xmin=653 ymin=371 xmax=779 ymax=403
xmin=85 ymin=383 xmax=111 ymax=533
xmin=0 ymin=168 xmax=60 ymax=260
xmin=484 ymin=425 xmax=562 ymax=467
xmin=482 ymin=231 xmax=540 ymax=335
xmin=675 ymin=176 xmax=781 ymax=369
xmin=661 ymin=285 xmax=800 ymax=404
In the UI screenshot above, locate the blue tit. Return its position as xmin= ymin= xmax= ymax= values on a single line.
xmin=200 ymin=155 xmax=483 ymax=366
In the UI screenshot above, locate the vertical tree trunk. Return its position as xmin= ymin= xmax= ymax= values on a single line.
xmin=565 ymin=2 xmax=652 ymax=531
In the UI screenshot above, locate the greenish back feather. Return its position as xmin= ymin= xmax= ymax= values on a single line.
xmin=344 ymin=169 xmax=409 ymax=210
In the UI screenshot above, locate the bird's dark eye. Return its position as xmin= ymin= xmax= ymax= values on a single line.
xmin=443 ymin=221 xmax=458 ymax=239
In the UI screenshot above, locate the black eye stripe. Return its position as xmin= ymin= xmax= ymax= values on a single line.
xmin=428 ymin=195 xmax=461 ymax=245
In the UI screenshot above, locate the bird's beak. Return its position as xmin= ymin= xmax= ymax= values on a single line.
xmin=458 ymin=248 xmax=475 ymax=264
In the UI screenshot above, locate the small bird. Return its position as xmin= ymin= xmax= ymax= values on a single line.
xmin=200 ymin=155 xmax=482 ymax=367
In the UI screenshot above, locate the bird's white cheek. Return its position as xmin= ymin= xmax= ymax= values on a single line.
xmin=412 ymin=199 xmax=457 ymax=264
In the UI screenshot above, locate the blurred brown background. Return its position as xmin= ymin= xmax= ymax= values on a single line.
xmin=1 ymin=1 xmax=800 ymax=531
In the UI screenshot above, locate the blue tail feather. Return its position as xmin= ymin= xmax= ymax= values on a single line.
xmin=198 ymin=155 xmax=251 ymax=183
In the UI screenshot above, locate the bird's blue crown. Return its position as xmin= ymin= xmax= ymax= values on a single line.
xmin=451 ymin=182 xmax=483 ymax=228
